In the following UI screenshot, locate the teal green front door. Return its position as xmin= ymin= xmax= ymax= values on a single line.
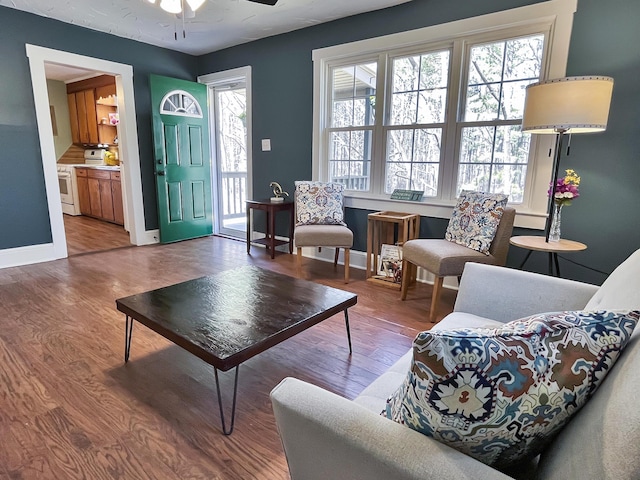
xmin=151 ymin=74 xmax=213 ymax=243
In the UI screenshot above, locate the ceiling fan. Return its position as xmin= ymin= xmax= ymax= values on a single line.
xmin=147 ymin=0 xmax=278 ymax=16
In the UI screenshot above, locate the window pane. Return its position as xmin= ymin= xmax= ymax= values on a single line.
xmin=390 ymin=50 xmax=450 ymax=125
xmin=490 ymin=164 xmax=527 ymax=203
xmin=460 ymin=126 xmax=494 ymax=164
xmin=386 ymin=128 xmax=441 ymax=195
xmin=494 ymin=125 xmax=530 ymax=165
xmin=464 ymin=35 xmax=544 ymax=122
xmin=329 ymin=129 xmax=372 ymax=191
xmin=457 ymin=164 xmax=491 ymax=195
xmin=458 ymin=125 xmax=530 ymax=200
xmin=331 ymin=63 xmax=377 ymax=128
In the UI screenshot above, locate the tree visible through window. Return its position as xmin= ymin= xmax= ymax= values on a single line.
xmin=457 ymin=34 xmax=543 ymax=202
xmin=324 ymin=32 xmax=545 ymax=203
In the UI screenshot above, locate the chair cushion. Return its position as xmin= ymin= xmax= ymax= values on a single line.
xmin=383 ymin=310 xmax=639 ymax=469
xmin=403 ymin=239 xmax=498 ymax=277
xmin=295 ymin=181 xmax=346 ymax=226
xmin=294 ymin=224 xmax=353 ymax=248
xmin=445 ymin=191 xmax=508 ymax=255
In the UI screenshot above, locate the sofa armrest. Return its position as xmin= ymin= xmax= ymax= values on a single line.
xmin=270 ymin=377 xmax=512 ymax=480
xmin=454 ymin=263 xmax=600 ymax=323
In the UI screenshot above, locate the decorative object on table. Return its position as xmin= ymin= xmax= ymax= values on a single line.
xmin=522 ymin=76 xmax=613 ymax=243
xmin=269 ymin=181 xmax=289 ymax=202
xmin=548 ymin=169 xmax=581 ymax=242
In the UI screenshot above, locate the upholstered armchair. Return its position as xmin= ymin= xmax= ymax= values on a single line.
xmin=401 ymin=191 xmax=515 ymax=321
xmin=293 ymin=181 xmax=353 ymax=283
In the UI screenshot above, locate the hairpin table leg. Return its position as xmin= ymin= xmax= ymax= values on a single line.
xmin=124 ymin=315 xmax=133 ymax=363
xmin=344 ymin=309 xmax=352 ymax=354
xmin=214 ymin=366 xmax=240 ymax=435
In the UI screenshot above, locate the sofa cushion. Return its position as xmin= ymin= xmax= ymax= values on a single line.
xmin=294 ymin=181 xmax=346 ymax=226
xmin=585 ymin=249 xmax=640 ymax=311
xmin=384 ymin=310 xmax=639 ymax=469
xmin=445 ymin=190 xmax=508 ymax=255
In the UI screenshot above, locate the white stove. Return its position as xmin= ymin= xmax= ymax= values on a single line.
xmin=57 ymin=149 xmax=107 ymax=215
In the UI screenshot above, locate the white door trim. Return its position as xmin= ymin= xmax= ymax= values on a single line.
xmin=21 ymin=44 xmax=154 ymax=267
xmin=198 ymin=66 xmax=253 ymax=236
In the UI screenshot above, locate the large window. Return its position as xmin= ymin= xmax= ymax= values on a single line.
xmin=313 ymin=0 xmax=577 ymax=228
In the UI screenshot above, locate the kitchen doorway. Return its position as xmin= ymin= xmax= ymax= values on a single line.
xmin=27 ymin=45 xmax=152 ymax=264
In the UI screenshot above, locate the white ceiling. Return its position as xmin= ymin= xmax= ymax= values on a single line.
xmin=1 ymin=0 xmax=412 ymax=56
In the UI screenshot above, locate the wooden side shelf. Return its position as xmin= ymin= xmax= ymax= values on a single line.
xmin=366 ymin=211 xmax=420 ymax=290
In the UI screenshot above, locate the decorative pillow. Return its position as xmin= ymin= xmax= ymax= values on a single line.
xmin=384 ymin=310 xmax=640 ymax=469
xmin=445 ymin=190 xmax=508 ymax=255
xmin=295 ymin=181 xmax=346 ymax=226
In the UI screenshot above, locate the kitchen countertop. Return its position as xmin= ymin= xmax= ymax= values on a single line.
xmin=73 ymin=164 xmax=120 ymax=171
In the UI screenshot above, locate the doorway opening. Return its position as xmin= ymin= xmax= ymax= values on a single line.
xmin=27 ymin=45 xmax=151 ymax=264
xmin=199 ymin=67 xmax=253 ymax=239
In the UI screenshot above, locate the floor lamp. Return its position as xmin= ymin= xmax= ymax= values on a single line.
xmin=522 ymin=76 xmax=614 ymax=242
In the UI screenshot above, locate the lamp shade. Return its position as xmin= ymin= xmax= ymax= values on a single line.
xmin=160 ymin=0 xmax=182 ymax=14
xmin=186 ymin=0 xmax=206 ymax=10
xmin=522 ymin=76 xmax=614 ymax=134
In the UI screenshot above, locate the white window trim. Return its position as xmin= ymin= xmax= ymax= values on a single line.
xmin=312 ymin=0 xmax=577 ymax=229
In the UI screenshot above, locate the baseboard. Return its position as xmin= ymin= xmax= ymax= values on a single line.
xmin=137 ymin=229 xmax=160 ymax=245
xmin=0 ymin=243 xmax=59 ymax=269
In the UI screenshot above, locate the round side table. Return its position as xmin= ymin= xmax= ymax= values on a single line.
xmin=509 ymin=235 xmax=587 ymax=277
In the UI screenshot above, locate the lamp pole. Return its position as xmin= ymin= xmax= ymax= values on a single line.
xmin=545 ymin=129 xmax=567 ymax=243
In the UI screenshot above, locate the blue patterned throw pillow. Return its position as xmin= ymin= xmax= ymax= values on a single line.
xmin=295 ymin=181 xmax=346 ymax=226
xmin=445 ymin=190 xmax=508 ymax=255
xmin=384 ymin=310 xmax=640 ymax=469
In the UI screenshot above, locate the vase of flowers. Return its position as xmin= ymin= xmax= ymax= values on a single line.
xmin=548 ymin=169 xmax=580 ymax=242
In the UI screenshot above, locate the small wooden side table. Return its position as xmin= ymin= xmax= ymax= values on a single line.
xmin=246 ymin=199 xmax=295 ymax=259
xmin=509 ymin=235 xmax=587 ymax=277
xmin=366 ymin=211 xmax=420 ymax=289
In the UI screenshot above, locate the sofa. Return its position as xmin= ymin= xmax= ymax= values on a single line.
xmin=271 ymin=249 xmax=640 ymax=480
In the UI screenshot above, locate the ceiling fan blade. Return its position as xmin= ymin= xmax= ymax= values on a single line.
xmin=247 ymin=0 xmax=279 ymax=5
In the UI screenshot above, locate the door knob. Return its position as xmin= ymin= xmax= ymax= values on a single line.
xmin=157 ymin=171 xmax=165 ymax=176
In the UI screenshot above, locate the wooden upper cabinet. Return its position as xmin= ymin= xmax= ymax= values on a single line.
xmin=67 ymin=75 xmax=116 ymax=146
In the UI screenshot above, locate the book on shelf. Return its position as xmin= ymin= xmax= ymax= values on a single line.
xmin=377 ymin=243 xmax=403 ymax=283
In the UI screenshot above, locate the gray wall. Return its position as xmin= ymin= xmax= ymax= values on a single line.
xmin=46 ymin=79 xmax=72 ymax=160
xmin=1 ymin=0 xmax=638 ymax=285
xmin=0 ymin=6 xmax=196 ymax=249
xmin=197 ymin=0 xmax=640 ymax=284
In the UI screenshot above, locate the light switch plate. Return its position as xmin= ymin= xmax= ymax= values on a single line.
xmin=261 ymin=139 xmax=271 ymax=151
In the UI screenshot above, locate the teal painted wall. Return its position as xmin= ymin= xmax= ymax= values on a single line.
xmin=1 ymin=0 xmax=639 ymax=285
xmin=0 ymin=6 xmax=197 ymax=249
xmin=197 ymin=0 xmax=640 ymax=284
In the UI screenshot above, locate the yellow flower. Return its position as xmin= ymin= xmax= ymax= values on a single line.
xmin=563 ymin=169 xmax=580 ymax=186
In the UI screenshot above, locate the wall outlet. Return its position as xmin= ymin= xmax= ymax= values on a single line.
xmin=261 ymin=139 xmax=271 ymax=151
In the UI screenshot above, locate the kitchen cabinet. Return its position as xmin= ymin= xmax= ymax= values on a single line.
xmin=67 ymin=89 xmax=99 ymax=145
xmin=75 ymin=167 xmax=123 ymax=225
xmin=67 ymin=75 xmax=117 ymax=146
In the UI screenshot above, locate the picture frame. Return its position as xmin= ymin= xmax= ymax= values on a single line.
xmin=377 ymin=243 xmax=403 ymax=283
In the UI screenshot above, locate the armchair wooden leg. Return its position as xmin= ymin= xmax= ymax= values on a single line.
xmin=400 ymin=259 xmax=410 ymax=300
xmin=344 ymin=249 xmax=350 ymax=284
xmin=334 ymin=248 xmax=340 ymax=266
xmin=297 ymin=247 xmax=303 ymax=276
xmin=429 ymin=276 xmax=444 ymax=323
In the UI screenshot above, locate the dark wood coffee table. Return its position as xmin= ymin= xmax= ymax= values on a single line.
xmin=115 ymin=266 xmax=357 ymax=435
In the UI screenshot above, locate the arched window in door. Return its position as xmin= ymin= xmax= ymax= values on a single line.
xmin=160 ymin=90 xmax=203 ymax=118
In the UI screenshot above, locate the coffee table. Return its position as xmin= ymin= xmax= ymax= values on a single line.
xmin=115 ymin=266 xmax=357 ymax=435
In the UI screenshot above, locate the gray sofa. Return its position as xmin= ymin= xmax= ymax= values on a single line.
xmin=271 ymin=249 xmax=640 ymax=480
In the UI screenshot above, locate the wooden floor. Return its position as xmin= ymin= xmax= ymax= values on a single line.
xmin=63 ymin=214 xmax=131 ymax=256
xmin=0 ymin=235 xmax=456 ymax=479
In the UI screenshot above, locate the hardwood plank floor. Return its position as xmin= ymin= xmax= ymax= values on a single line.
xmin=63 ymin=214 xmax=131 ymax=256
xmin=0 ymin=236 xmax=455 ymax=479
